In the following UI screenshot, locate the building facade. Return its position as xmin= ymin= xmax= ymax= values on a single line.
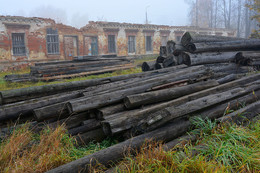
xmin=0 ymin=16 xmax=236 ymax=71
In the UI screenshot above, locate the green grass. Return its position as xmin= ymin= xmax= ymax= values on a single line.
xmin=106 ymin=117 xmax=260 ymax=173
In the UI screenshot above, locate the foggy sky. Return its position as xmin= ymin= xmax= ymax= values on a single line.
xmin=0 ymin=0 xmax=190 ymax=28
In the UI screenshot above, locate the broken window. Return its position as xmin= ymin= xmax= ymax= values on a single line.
xmin=108 ymin=35 xmax=116 ymax=53
xmin=46 ymin=28 xmax=60 ymax=54
xmin=12 ymin=33 xmax=26 ymax=56
xmin=146 ymin=36 xmax=152 ymax=52
xmin=128 ymin=36 xmax=135 ymax=53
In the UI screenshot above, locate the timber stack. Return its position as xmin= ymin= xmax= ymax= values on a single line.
xmin=0 ymin=33 xmax=260 ymax=172
xmin=142 ymin=32 xmax=260 ymax=72
xmin=4 ymin=55 xmax=134 ymax=82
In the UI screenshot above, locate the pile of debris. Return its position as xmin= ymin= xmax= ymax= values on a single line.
xmin=4 ymin=55 xmax=133 ymax=82
xmin=0 ymin=33 xmax=260 ymax=172
xmin=142 ymin=32 xmax=260 ymax=71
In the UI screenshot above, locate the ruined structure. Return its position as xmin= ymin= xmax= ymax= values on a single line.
xmin=0 ymin=16 xmax=236 ymax=71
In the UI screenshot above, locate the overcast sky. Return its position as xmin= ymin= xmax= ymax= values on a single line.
xmin=0 ymin=0 xmax=190 ymax=28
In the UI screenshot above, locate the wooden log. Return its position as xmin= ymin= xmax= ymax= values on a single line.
xmin=46 ymin=119 xmax=190 ymax=173
xmin=0 ymin=92 xmax=83 ymax=121
xmin=162 ymin=56 xmax=176 ymax=68
xmin=67 ymin=67 xmax=210 ymax=113
xmin=149 ymin=79 xmax=189 ymax=91
xmin=173 ymin=44 xmax=187 ymax=56
xmin=103 ymin=87 xmax=245 ymax=135
xmin=187 ymin=39 xmax=260 ymax=53
xmin=1 ymin=63 xmax=157 ymax=105
xmin=217 ymin=74 xmax=243 ymax=84
xmin=90 ymin=65 xmax=192 ymax=97
xmin=102 ymin=73 xmax=260 ymax=136
xmin=47 ymin=112 xmax=90 ymax=130
xmin=208 ymin=63 xmax=255 ymax=74
xmin=163 ymin=88 xmax=260 ymax=152
xmin=95 ymin=103 xmax=126 ymax=120
xmin=33 ymin=102 xmax=70 ymax=121
xmin=34 ymin=62 xmax=130 ymax=76
xmin=124 ymin=80 xmax=219 ymax=109
xmin=159 ymin=46 xmax=167 ymax=57
xmin=68 ymin=119 xmax=100 ymax=136
xmin=181 ymin=32 xmax=245 ymax=47
xmin=219 ymin=100 xmax=260 ymax=124
xmin=197 ymin=88 xmax=260 ymax=120
xmin=32 ymin=59 xmax=126 ymax=70
xmin=141 ymin=61 xmax=161 ymax=71
xmin=75 ymin=128 xmax=106 ymax=146
xmin=41 ymin=65 xmax=135 ymax=81
xmin=166 ymin=40 xmax=176 ymax=56
xmin=182 ymin=52 xmax=242 ymax=66
xmin=144 ymin=84 xmax=260 ymax=132
xmin=156 ymin=56 xmax=166 ymax=63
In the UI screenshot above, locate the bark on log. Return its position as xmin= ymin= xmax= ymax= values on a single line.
xmin=217 ymin=74 xmax=243 ymax=84
xmin=173 ymin=44 xmax=187 ymax=56
xmin=95 ymin=103 xmax=126 ymax=120
xmin=181 ymin=32 xmax=245 ymax=47
xmin=208 ymin=63 xmax=254 ymax=74
xmin=182 ymin=52 xmax=244 ymax=66
xmin=187 ymin=39 xmax=260 ymax=53
xmin=102 ymin=73 xmax=260 ymax=136
xmin=33 ymin=102 xmax=70 ymax=121
xmin=162 ymin=56 xmax=176 ymax=67
xmin=149 ymin=79 xmax=189 ymax=91
xmin=47 ymin=112 xmax=90 ymax=130
xmin=141 ymin=61 xmax=161 ymax=71
xmin=67 ymin=67 xmax=210 ymax=113
xmin=34 ymin=62 xmax=130 ymax=77
xmin=41 ymin=65 xmax=135 ymax=81
xmin=0 ymin=92 xmax=83 ymax=121
xmin=46 ymin=119 xmax=190 ymax=173
xmin=159 ymin=46 xmax=167 ymax=57
xmin=124 ymin=80 xmax=219 ymax=109
xmin=218 ymin=100 xmax=260 ymax=124
xmin=68 ymin=119 xmax=100 ymax=136
xmin=197 ymin=88 xmax=260 ymax=120
xmin=103 ymin=88 xmax=245 ymax=135
xmin=2 ymin=63 xmax=176 ymax=105
xmin=166 ymin=40 xmax=176 ymax=56
xmin=156 ymin=56 xmax=166 ymax=63
xmin=144 ymin=84 xmax=260 ymax=132
xmin=85 ymin=65 xmax=189 ymax=97
xmin=75 ymin=128 xmax=106 ymax=146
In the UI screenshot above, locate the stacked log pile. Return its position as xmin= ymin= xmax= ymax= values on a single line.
xmin=4 ymin=55 xmax=134 ymax=82
xmin=0 ymin=34 xmax=260 ymax=172
xmin=142 ymin=32 xmax=260 ymax=72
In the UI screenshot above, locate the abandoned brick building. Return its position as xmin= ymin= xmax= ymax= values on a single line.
xmin=0 ymin=16 xmax=236 ymax=71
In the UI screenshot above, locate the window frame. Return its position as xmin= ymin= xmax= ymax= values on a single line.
xmin=12 ymin=33 xmax=26 ymax=56
xmin=46 ymin=28 xmax=60 ymax=55
xmin=145 ymin=36 xmax=153 ymax=52
xmin=108 ymin=35 xmax=116 ymax=53
xmin=128 ymin=35 xmax=136 ymax=53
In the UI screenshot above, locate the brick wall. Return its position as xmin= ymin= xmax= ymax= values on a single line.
xmin=0 ymin=16 xmax=236 ymax=71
